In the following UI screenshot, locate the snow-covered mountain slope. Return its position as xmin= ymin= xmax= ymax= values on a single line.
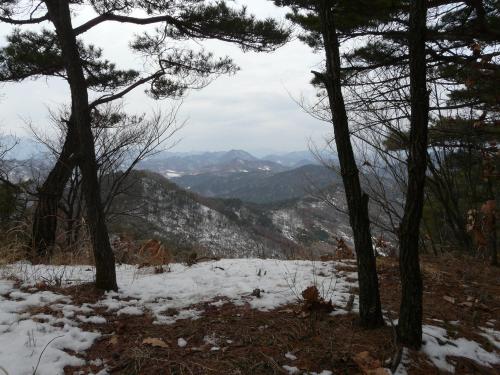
xmin=109 ymin=171 xmax=296 ymax=258
xmin=108 ymin=170 xmax=349 ymax=258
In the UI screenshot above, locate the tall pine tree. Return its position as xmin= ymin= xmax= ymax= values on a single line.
xmin=1 ymin=0 xmax=289 ymax=290
xmin=271 ymin=0 xmax=402 ymax=328
xmin=338 ymin=0 xmax=499 ymax=345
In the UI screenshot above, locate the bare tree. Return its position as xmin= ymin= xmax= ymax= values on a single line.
xmin=30 ymin=103 xmax=182 ymax=250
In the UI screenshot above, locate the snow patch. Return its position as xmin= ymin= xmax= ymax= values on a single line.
xmin=285 ymin=352 xmax=298 ymax=361
xmin=479 ymin=326 xmax=500 ymax=350
xmin=177 ymin=337 xmax=187 ymax=348
xmin=0 ymin=282 xmax=100 ymax=375
xmin=77 ymin=315 xmax=107 ymax=324
xmin=422 ymin=324 xmax=500 ymax=372
xmin=117 ymin=306 xmax=144 ymax=316
xmin=282 ymin=365 xmax=300 ymax=374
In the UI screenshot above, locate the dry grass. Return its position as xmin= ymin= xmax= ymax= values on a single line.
xmin=0 ymin=222 xmax=31 ymax=265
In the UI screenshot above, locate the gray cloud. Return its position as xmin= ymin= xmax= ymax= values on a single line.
xmin=0 ymin=0 xmax=331 ymax=154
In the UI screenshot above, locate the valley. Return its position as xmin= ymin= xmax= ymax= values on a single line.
xmin=110 ymin=150 xmax=351 ymax=259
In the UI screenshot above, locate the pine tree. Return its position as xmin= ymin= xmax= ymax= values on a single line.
xmin=356 ymin=1 xmax=499 ymax=265
xmin=341 ymin=0 xmax=499 ymax=346
xmin=1 ymin=0 xmax=289 ymax=290
xmin=396 ymin=0 xmax=428 ymax=348
xmin=271 ymin=0 xmax=401 ymax=328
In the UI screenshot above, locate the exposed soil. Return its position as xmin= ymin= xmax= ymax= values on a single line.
xmin=28 ymin=256 xmax=500 ymax=374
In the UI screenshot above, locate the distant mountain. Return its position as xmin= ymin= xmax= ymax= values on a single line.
xmin=262 ymin=151 xmax=339 ymax=168
xmin=262 ymin=151 xmax=319 ymax=167
xmin=0 ymin=157 xmax=53 ymax=183
xmin=138 ymin=149 xmax=290 ymax=177
xmin=174 ymin=164 xmax=341 ymax=204
xmin=190 ymin=158 xmax=288 ymax=176
xmin=137 ymin=150 xmax=342 ymax=203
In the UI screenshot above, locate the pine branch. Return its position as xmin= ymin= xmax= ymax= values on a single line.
xmin=0 ymin=14 xmax=49 ymax=25
xmin=90 ymin=72 xmax=162 ymax=108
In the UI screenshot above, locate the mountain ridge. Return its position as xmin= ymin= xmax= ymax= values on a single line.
xmin=108 ymin=169 xmax=348 ymax=259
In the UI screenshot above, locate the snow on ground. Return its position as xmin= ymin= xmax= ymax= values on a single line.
xmin=479 ymin=326 xmax=500 ymax=350
xmin=282 ymin=365 xmax=300 ymax=374
xmin=422 ymin=324 xmax=500 ymax=372
xmin=2 ymin=259 xmax=357 ymax=324
xmin=0 ymin=259 xmax=353 ymax=374
xmin=0 ymin=279 xmax=100 ymax=375
xmin=177 ymin=337 xmax=187 ymax=348
xmin=1 ymin=259 xmax=499 ymax=374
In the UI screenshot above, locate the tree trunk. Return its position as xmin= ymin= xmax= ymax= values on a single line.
xmin=486 ymin=181 xmax=497 ymax=266
xmin=317 ymin=0 xmax=384 ymax=328
xmin=398 ymin=0 xmax=428 ymax=349
xmin=31 ymin=127 xmax=77 ymax=257
xmin=44 ymin=0 xmax=117 ymax=291
xmin=489 ymin=213 xmax=498 ymax=266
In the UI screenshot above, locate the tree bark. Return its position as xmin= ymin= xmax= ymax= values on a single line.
xmin=44 ymin=0 xmax=117 ymax=290
xmin=317 ymin=0 xmax=384 ymax=328
xmin=31 ymin=126 xmax=77 ymax=257
xmin=486 ymin=181 xmax=497 ymax=266
xmin=398 ymin=0 xmax=428 ymax=349
xmin=488 ymin=213 xmax=498 ymax=266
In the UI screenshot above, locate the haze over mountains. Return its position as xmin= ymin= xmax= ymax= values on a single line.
xmin=139 ymin=149 xmax=325 ymax=175
xmin=139 ymin=149 xmax=340 ymax=204
xmin=1 ymin=140 xmax=400 ymax=260
xmin=116 ymin=149 xmax=396 ymax=257
xmin=4 ymin=138 xmax=341 ymax=205
xmin=4 ymin=138 xmax=342 ymax=206
xmin=108 ymin=149 xmax=354 ymax=257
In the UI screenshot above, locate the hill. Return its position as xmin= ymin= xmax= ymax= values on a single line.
xmin=174 ymin=164 xmax=341 ymax=204
xmin=107 ymin=170 xmax=350 ymax=258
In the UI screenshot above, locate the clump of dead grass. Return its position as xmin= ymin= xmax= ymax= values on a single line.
xmin=0 ymin=223 xmax=31 ymax=266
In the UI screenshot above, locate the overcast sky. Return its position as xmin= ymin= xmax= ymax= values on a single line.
xmin=0 ymin=0 xmax=330 ymax=155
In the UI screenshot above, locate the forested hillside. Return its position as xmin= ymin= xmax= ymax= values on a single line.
xmin=107 ymin=170 xmax=351 ymax=259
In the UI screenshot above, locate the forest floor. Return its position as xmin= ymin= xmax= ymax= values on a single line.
xmin=0 ymin=256 xmax=499 ymax=375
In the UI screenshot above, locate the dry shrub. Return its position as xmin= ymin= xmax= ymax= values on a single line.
xmin=181 ymin=244 xmax=218 ymax=266
xmin=301 ymin=285 xmax=334 ymax=313
xmin=374 ymin=235 xmax=397 ymax=257
xmin=0 ymin=221 xmax=31 ymax=265
xmin=138 ymin=239 xmax=173 ymax=266
xmin=111 ymin=233 xmax=140 ymax=264
xmin=44 ymin=242 xmax=94 ymax=266
xmin=334 ymin=236 xmax=354 ymax=260
xmin=279 ymin=243 xmax=313 ymax=260
xmin=0 ymin=217 xmax=94 ymax=267
xmin=39 ymin=224 xmax=94 ymax=266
